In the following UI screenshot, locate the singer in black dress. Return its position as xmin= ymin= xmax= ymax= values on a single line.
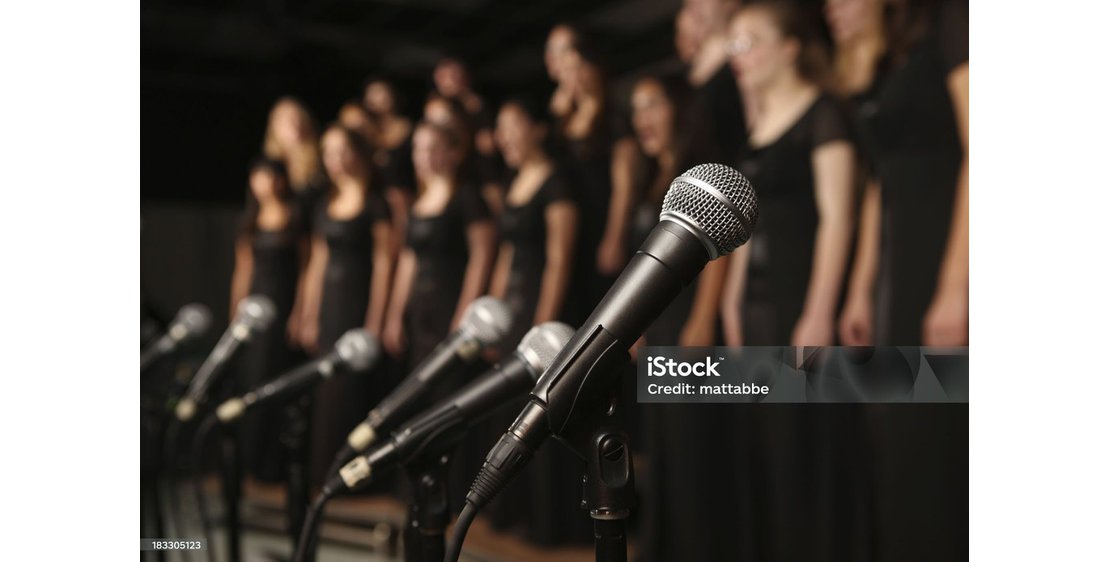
xmin=262 ymin=97 xmax=326 ymax=232
xmin=381 ymin=121 xmax=496 ymax=370
xmin=484 ymin=99 xmax=589 ymax=547
xmin=626 ymin=74 xmax=743 ymax=562
xmin=229 ymin=158 xmax=306 ymax=481
xmin=839 ymin=0 xmax=969 ymax=347
xmin=298 ymin=125 xmax=396 ymax=489
xmin=827 ymin=2 xmax=970 ymax=561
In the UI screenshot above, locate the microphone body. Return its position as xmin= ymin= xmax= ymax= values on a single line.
xmin=140 ymin=303 xmax=212 ymax=372
xmin=330 ymin=322 xmax=574 ymax=493
xmin=344 ymin=297 xmax=511 ymax=452
xmin=175 ymin=296 xmax=276 ymax=422
xmin=464 ymin=163 xmax=759 ymax=511
xmin=214 ymin=329 xmax=380 ymax=424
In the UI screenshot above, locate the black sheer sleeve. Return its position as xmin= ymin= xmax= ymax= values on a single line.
xmin=810 ymin=95 xmax=852 ymax=149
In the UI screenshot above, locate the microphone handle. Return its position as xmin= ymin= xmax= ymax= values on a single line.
xmin=245 ymin=353 xmax=336 ymax=407
xmin=184 ymin=328 xmax=246 ymax=405
xmin=140 ymin=333 xmax=174 ymax=372
xmin=365 ymin=329 xmax=470 ymax=432
xmin=531 ymin=220 xmax=709 ymax=435
xmin=383 ymin=356 xmax=536 ymax=466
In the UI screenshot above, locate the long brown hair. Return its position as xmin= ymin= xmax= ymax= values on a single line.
xmin=262 ymin=97 xmax=322 ymax=190
xmin=742 ymin=0 xmax=832 ymax=88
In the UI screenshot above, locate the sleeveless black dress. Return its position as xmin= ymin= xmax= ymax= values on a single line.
xmin=483 ymin=169 xmax=594 ymax=546
xmin=736 ymin=94 xmax=852 ymax=344
xmin=307 ymin=194 xmax=394 ymax=489
xmin=404 ymin=184 xmax=491 ymax=367
xmin=238 ymin=221 xmax=302 ymax=481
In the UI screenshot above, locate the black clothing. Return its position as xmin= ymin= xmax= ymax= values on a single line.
xmin=485 ymin=167 xmax=593 ymax=547
xmin=854 ymin=0 xmax=968 ymax=345
xmin=403 ymin=184 xmax=491 ymax=366
xmin=695 ymin=64 xmax=749 ymax=159
xmin=239 ymin=223 xmax=302 ymax=481
xmin=736 ymin=94 xmax=852 ymax=344
xmin=307 ymin=193 xmax=393 ymax=489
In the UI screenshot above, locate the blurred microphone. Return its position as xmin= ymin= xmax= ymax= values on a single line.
xmin=175 ymin=295 xmax=277 ymax=422
xmin=342 ymin=296 xmax=512 ymax=454
xmin=213 ymin=329 xmax=381 ymax=424
xmin=463 ymin=164 xmax=759 ymax=516
xmin=140 ymin=303 xmax=212 ymax=372
xmin=325 ymin=322 xmax=574 ymax=494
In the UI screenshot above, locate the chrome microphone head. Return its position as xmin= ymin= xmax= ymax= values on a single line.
xmin=170 ymin=303 xmax=212 ymax=341
xmin=335 ymin=329 xmax=381 ymax=372
xmin=461 ymin=296 xmax=513 ymax=346
xmin=235 ymin=295 xmax=277 ymax=332
xmin=660 ymin=163 xmax=759 ymax=259
xmin=516 ymin=322 xmax=575 ymax=377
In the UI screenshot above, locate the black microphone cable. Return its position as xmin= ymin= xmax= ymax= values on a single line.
xmin=189 ymin=414 xmax=220 ymax=562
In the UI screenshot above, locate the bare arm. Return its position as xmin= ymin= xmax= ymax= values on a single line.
xmin=383 ymin=249 xmax=416 ymax=355
xmin=489 ymin=243 xmax=512 ymax=300
xmin=365 ymin=221 xmax=396 ymax=336
xmin=229 ymin=236 xmax=253 ymax=320
xmin=452 ymin=220 xmax=497 ymax=329
xmin=838 ymin=179 xmax=880 ymax=345
xmin=923 ymin=63 xmax=969 ymax=345
xmin=793 ymin=141 xmax=856 ymax=346
xmin=298 ymin=236 xmax=329 ymax=352
xmin=598 ymin=137 xmax=638 ymax=275
xmin=679 ymin=256 xmax=729 ymax=346
xmin=533 ymin=202 xmax=578 ymax=325
xmin=720 ymin=244 xmax=751 ymax=347
xmin=286 ymin=235 xmax=312 ymax=343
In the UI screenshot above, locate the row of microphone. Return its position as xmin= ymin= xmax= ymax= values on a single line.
xmin=142 ymin=162 xmax=761 ymax=562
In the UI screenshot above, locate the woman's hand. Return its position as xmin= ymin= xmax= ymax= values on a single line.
xmin=596 ymin=236 xmax=626 ymax=276
xmin=923 ymin=285 xmax=968 ymax=346
xmin=679 ymin=319 xmax=716 ymax=347
xmin=298 ymin=316 xmax=319 ymax=355
xmin=382 ymin=318 xmax=407 ymax=358
xmin=792 ymin=313 xmax=835 ymax=347
xmin=286 ymin=312 xmax=302 ymax=347
xmin=838 ymin=293 xmax=873 ymax=346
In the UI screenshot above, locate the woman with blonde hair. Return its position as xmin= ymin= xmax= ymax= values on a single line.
xmin=262 ymin=97 xmax=325 ymax=223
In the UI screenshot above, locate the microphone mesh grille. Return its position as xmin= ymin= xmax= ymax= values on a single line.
xmin=517 ymin=322 xmax=575 ymax=374
xmin=237 ymin=295 xmax=277 ymax=331
xmin=462 ymin=296 xmax=513 ymax=345
xmin=661 ymin=163 xmax=759 ymax=256
xmin=176 ymin=303 xmax=212 ymax=337
xmin=336 ymin=329 xmax=380 ymax=372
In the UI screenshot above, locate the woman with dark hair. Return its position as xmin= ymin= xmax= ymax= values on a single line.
xmin=627 ymin=74 xmax=742 ymax=562
xmin=543 ymin=24 xmax=639 ymax=324
xmin=829 ymin=0 xmax=969 ymax=347
xmin=229 ymin=158 xmax=307 ymax=481
xmin=262 ymin=97 xmax=325 ymax=226
xmin=626 ymin=74 xmax=727 ymax=348
xmin=482 ymin=97 xmax=590 ymax=547
xmin=381 ymin=120 xmax=496 ymax=368
xmin=363 ymin=78 xmax=416 ymax=243
xmin=296 ymin=124 xmax=396 ymax=488
xmin=720 ymin=0 xmax=856 ymax=347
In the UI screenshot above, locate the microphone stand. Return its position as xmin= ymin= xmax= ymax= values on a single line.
xmin=402 ymin=452 xmax=452 ymax=562
xmin=219 ymin=426 xmax=243 ymax=562
xmin=558 ymin=369 xmax=636 ymax=562
xmin=282 ymin=396 xmax=312 ymax=552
